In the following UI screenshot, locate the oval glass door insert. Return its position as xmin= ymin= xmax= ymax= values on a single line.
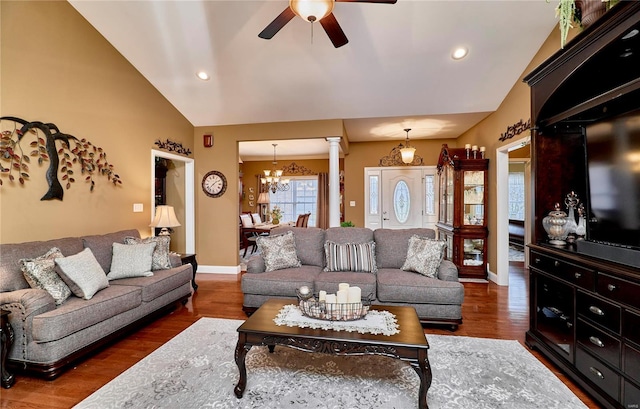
xmin=394 ymin=180 xmax=410 ymax=223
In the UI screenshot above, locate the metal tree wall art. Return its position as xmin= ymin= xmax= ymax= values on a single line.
xmin=0 ymin=116 xmax=122 ymax=201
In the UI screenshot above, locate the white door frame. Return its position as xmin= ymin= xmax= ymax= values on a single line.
xmin=150 ymin=149 xmax=195 ymax=254
xmin=495 ymin=137 xmax=530 ymax=286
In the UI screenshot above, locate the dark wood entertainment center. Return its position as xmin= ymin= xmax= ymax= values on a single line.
xmin=524 ymin=3 xmax=640 ymax=409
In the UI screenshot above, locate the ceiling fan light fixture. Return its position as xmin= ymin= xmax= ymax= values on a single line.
xmin=290 ymin=0 xmax=334 ymax=23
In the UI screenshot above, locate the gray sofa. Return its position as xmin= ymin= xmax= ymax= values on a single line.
xmin=243 ymin=227 xmax=464 ymax=329
xmin=0 ymin=229 xmax=192 ymax=379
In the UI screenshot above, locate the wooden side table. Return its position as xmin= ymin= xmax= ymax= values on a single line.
xmin=1 ymin=310 xmax=15 ymax=388
xmin=180 ymin=253 xmax=198 ymax=291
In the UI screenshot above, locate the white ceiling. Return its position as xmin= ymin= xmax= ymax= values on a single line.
xmin=69 ymin=0 xmax=558 ymax=159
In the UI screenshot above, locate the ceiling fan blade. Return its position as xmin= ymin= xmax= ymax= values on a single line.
xmin=336 ymin=0 xmax=397 ymax=3
xmin=258 ymin=7 xmax=296 ymax=39
xmin=320 ymin=13 xmax=348 ymax=48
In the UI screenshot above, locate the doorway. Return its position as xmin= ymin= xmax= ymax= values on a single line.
xmin=150 ymin=149 xmax=195 ymax=254
xmin=364 ymin=166 xmax=438 ymax=230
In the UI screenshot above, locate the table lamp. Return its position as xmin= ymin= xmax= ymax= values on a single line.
xmin=150 ymin=205 xmax=181 ymax=236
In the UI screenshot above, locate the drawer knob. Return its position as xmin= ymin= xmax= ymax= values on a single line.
xmin=554 ymin=261 xmax=560 ymax=267
xmin=607 ymin=284 xmax=616 ymax=292
xmin=589 ymin=306 xmax=605 ymax=316
xmin=589 ymin=366 xmax=605 ymax=380
xmin=574 ymin=272 xmax=582 ymax=279
xmin=589 ymin=336 xmax=604 ymax=348
xmin=534 ymin=257 xmax=541 ymax=264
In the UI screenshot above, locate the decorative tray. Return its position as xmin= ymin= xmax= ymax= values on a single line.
xmin=297 ymin=290 xmax=371 ymax=322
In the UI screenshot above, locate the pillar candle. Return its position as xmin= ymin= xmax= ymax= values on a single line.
xmin=337 ymin=289 xmax=349 ymax=304
xmin=319 ymin=290 xmax=327 ymax=302
xmin=325 ymin=294 xmax=337 ymax=304
xmin=465 ymin=144 xmax=471 ymax=150
xmin=347 ymin=286 xmax=361 ymax=303
xmin=338 ymin=283 xmax=350 ymax=292
xmin=472 ymin=145 xmax=478 ymax=151
xmin=480 ymin=146 xmax=486 ymax=152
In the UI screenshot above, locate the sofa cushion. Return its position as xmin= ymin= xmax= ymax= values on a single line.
xmin=0 ymin=237 xmax=84 ymax=292
xmin=31 ymin=284 xmax=142 ymax=343
xmin=325 ymin=227 xmax=374 ymax=244
xmin=376 ymin=268 xmax=464 ymax=305
xmin=109 ymin=264 xmax=192 ymax=302
xmin=124 ymin=235 xmax=172 ymax=270
xmin=55 ymin=248 xmax=109 ymax=300
xmin=257 ymin=231 xmax=302 ymax=272
xmin=20 ymin=247 xmax=72 ymax=305
xmin=374 ymin=228 xmax=436 ymax=269
xmin=324 ymin=241 xmax=377 ymax=273
xmin=270 ymin=227 xmax=325 ymax=267
xmin=401 ymin=235 xmax=446 ymax=278
xmin=313 ymin=271 xmax=377 ymax=299
xmin=242 ymin=266 xmax=322 ymax=297
xmin=82 ymin=229 xmax=141 ymax=273
xmin=107 ymin=242 xmax=156 ymax=280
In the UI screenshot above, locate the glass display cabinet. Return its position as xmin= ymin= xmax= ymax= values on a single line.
xmin=436 ymin=144 xmax=489 ymax=279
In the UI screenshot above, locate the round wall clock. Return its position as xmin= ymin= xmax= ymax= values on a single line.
xmin=202 ymin=170 xmax=227 ymax=198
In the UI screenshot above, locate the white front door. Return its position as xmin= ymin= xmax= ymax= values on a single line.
xmin=364 ymin=166 xmax=438 ymax=230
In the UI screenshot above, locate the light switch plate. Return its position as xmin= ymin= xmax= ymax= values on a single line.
xmin=350 ymin=201 xmax=356 ymax=207
xmin=133 ymin=203 xmax=144 ymax=213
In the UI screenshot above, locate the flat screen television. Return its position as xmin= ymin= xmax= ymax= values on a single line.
xmin=578 ymin=109 xmax=640 ymax=268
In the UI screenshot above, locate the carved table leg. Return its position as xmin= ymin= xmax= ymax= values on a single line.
xmin=411 ymin=349 xmax=432 ymax=409
xmin=234 ymin=336 xmax=251 ymax=398
xmin=1 ymin=311 xmax=15 ymax=389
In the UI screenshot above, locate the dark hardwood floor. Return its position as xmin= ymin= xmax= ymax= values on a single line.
xmin=0 ymin=262 xmax=600 ymax=408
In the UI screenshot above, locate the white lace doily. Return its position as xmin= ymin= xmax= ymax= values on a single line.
xmin=274 ymin=304 xmax=400 ymax=336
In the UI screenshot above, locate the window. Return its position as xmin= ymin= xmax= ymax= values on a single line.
xmin=508 ymin=172 xmax=525 ymax=220
xmin=270 ymin=176 xmax=318 ymax=226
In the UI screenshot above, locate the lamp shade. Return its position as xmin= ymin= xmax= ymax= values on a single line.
xmin=400 ymin=146 xmax=416 ymax=164
xmin=150 ymin=205 xmax=181 ymax=228
xmin=257 ymin=192 xmax=270 ymax=204
xmin=290 ymin=0 xmax=334 ymax=22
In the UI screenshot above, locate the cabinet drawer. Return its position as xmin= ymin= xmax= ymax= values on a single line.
xmin=598 ymin=273 xmax=640 ymax=309
xmin=577 ymin=318 xmax=621 ymax=369
xmin=625 ymin=380 xmax=640 ymax=409
xmin=576 ymin=347 xmax=620 ymax=401
xmin=530 ymin=252 xmax=595 ymax=290
xmin=624 ymin=310 xmax=640 ymax=347
xmin=623 ymin=343 xmax=640 ymax=381
xmin=577 ymin=290 xmax=621 ymax=333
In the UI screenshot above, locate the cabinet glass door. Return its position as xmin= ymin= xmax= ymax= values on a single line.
xmin=445 ymin=165 xmax=454 ymax=225
xmin=462 ymin=238 xmax=484 ymax=266
xmin=463 ymin=171 xmax=484 ymax=225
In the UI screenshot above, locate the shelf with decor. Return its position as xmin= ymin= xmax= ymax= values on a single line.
xmin=436 ymin=144 xmax=488 ymax=280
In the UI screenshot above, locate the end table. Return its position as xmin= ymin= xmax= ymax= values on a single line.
xmin=180 ymin=253 xmax=198 ymax=291
xmin=1 ymin=310 xmax=15 ymax=388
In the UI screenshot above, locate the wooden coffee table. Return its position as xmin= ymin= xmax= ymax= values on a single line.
xmin=234 ymin=298 xmax=432 ymax=409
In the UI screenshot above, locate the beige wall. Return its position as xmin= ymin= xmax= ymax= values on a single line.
xmin=456 ymin=25 xmax=566 ymax=277
xmin=0 ymin=1 xmax=193 ymax=243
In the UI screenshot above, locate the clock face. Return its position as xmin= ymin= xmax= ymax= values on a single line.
xmin=202 ymin=170 xmax=227 ymax=198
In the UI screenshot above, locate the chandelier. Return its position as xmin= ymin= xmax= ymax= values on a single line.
xmin=261 ymin=144 xmax=290 ymax=193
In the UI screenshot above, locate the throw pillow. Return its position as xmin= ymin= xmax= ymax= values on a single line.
xmin=108 ymin=242 xmax=156 ymax=280
xmin=256 ymin=231 xmax=302 ymax=272
xmin=55 ymin=248 xmax=109 ymax=300
xmin=324 ymin=241 xmax=377 ymax=273
xmin=401 ymin=235 xmax=446 ymax=278
xmin=20 ymin=247 xmax=72 ymax=305
xmin=123 ymin=236 xmax=172 ymax=270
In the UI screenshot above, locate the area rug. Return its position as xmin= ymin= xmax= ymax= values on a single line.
xmin=509 ymin=245 xmax=526 ymax=262
xmin=74 ymin=318 xmax=587 ymax=409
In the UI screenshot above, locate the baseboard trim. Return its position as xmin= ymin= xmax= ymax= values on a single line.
xmin=197 ymin=265 xmax=242 ymax=274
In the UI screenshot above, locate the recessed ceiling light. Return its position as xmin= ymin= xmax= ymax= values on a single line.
xmin=451 ymin=47 xmax=468 ymax=60
xmin=196 ymin=71 xmax=210 ymax=81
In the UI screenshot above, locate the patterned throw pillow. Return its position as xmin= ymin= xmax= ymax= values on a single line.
xmin=107 ymin=242 xmax=156 ymax=280
xmin=55 ymin=248 xmax=109 ymax=300
xmin=401 ymin=235 xmax=446 ymax=278
xmin=324 ymin=241 xmax=377 ymax=273
xmin=124 ymin=236 xmax=172 ymax=270
xmin=256 ymin=231 xmax=302 ymax=272
xmin=20 ymin=247 xmax=72 ymax=305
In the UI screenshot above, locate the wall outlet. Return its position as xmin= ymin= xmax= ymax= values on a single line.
xmin=133 ymin=203 xmax=144 ymax=213
xmin=349 ymin=201 xmax=356 ymax=207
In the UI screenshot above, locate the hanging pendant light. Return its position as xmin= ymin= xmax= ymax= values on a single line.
xmin=399 ymin=128 xmax=416 ymax=164
xmin=261 ymin=144 xmax=290 ymax=193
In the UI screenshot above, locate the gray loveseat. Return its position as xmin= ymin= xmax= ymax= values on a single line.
xmin=242 ymin=227 xmax=464 ymax=329
xmin=0 ymin=229 xmax=192 ymax=379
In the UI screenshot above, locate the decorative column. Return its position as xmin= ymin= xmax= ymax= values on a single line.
xmin=327 ymin=137 xmax=341 ymax=227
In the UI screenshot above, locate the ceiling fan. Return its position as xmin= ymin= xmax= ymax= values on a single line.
xmin=259 ymin=0 xmax=397 ymax=48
